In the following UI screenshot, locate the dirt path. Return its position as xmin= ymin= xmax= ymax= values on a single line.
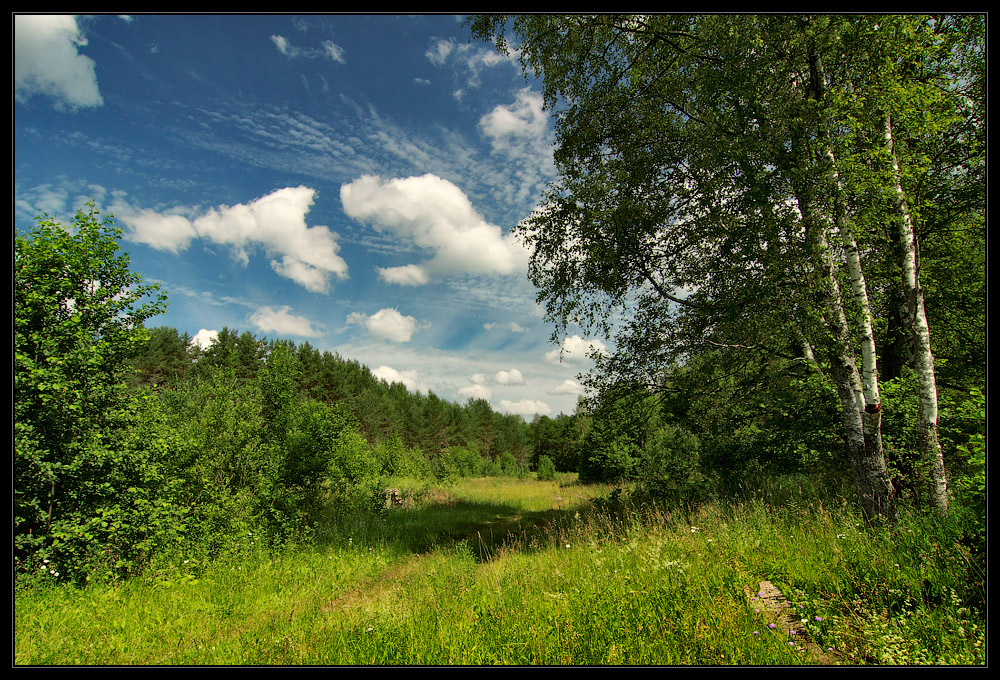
xmin=747 ymin=580 xmax=841 ymax=665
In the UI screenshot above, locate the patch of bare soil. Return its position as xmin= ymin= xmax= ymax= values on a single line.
xmin=746 ymin=580 xmax=841 ymax=665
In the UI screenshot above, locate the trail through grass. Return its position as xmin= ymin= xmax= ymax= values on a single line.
xmin=15 ymin=475 xmax=985 ymax=665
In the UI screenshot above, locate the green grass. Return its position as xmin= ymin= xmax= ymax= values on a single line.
xmin=14 ymin=475 xmax=985 ymax=665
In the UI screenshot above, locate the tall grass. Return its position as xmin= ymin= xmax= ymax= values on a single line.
xmin=15 ymin=475 xmax=985 ymax=665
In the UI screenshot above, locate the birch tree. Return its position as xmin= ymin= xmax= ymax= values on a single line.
xmin=469 ymin=14 xmax=979 ymax=521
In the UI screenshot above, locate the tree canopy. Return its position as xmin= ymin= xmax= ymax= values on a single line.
xmin=469 ymin=14 xmax=984 ymax=521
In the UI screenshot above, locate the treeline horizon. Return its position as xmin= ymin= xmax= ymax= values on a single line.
xmin=131 ymin=324 xmax=563 ymax=467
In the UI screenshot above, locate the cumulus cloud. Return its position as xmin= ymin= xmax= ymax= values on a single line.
xmin=371 ymin=365 xmax=428 ymax=394
xmin=458 ymin=384 xmax=492 ymax=401
xmin=190 ymin=329 xmax=218 ymax=350
xmin=479 ymin=88 xmax=556 ymax=206
xmin=548 ymin=379 xmax=584 ymax=395
xmin=347 ymin=307 xmax=421 ymax=343
xmin=494 ymin=368 xmax=525 ymax=385
xmin=113 ymin=186 xmax=349 ymax=293
xmin=340 ymin=174 xmax=530 ymax=281
xmin=248 ymin=305 xmax=321 ymax=338
xmin=479 ymin=88 xmax=549 ymax=157
xmin=113 ymin=207 xmax=197 ymax=254
xmin=499 ymin=399 xmax=552 ymax=417
xmin=545 ymin=335 xmax=610 ymax=364
xmin=14 ymin=15 xmax=103 ymax=109
xmin=377 ymin=264 xmax=429 ymax=286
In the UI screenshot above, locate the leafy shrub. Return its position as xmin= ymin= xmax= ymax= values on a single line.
xmin=496 ymin=451 xmax=523 ymax=477
xmin=536 ymin=455 xmax=556 ymax=481
xmin=15 ymin=206 xmax=167 ymax=583
xmin=639 ymin=424 xmax=711 ymax=505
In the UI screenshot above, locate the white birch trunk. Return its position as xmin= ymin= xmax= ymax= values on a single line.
xmin=884 ymin=113 xmax=949 ymax=514
xmin=823 ymin=145 xmax=886 ymax=468
xmin=791 ymin=155 xmax=897 ymax=523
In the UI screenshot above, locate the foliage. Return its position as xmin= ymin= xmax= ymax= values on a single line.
xmin=15 ymin=205 xmax=167 ymax=581
xmin=469 ymin=14 xmax=984 ymax=520
xmin=640 ymin=423 xmax=711 ymax=505
xmin=536 ymin=455 xmax=556 ymax=482
xmin=14 ymin=477 xmax=985 ymax=665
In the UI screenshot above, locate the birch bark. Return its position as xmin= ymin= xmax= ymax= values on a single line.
xmin=884 ymin=113 xmax=949 ymax=513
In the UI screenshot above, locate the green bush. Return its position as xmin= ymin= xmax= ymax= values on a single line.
xmin=640 ymin=424 xmax=711 ymax=505
xmin=536 ymin=455 xmax=556 ymax=481
xmin=15 ymin=206 xmax=167 ymax=583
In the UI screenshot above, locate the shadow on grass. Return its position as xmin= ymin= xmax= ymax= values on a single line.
xmin=378 ymin=497 xmax=577 ymax=562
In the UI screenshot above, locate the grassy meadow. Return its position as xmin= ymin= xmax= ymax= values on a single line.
xmin=14 ymin=474 xmax=985 ymax=666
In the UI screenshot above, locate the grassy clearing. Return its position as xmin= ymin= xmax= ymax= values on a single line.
xmin=14 ymin=475 xmax=985 ymax=665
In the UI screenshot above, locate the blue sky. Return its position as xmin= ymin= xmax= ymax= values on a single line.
xmin=14 ymin=14 xmax=609 ymax=417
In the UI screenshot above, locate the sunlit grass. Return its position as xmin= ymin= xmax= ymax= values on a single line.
xmin=14 ymin=476 xmax=985 ymax=665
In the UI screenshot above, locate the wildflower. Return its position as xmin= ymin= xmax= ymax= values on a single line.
xmin=753 ymin=631 xmax=759 ymax=636
xmin=837 ymin=533 xmax=846 ymax=539
xmin=565 ymin=543 xmax=571 ymax=548
xmin=815 ymin=616 xmax=823 ymax=622
xmin=755 ymin=608 xmax=760 ymax=613
xmin=690 ymin=527 xmax=698 ymax=533
xmin=769 ymin=623 xmax=777 ymax=629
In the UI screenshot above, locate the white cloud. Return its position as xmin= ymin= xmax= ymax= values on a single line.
xmin=14 ymin=15 xmax=103 ymax=109
xmin=114 ymin=186 xmax=349 ymax=293
xmin=479 ymin=87 xmax=549 ymax=156
xmin=484 ymin=321 xmax=525 ymax=333
xmin=479 ymin=88 xmax=556 ymax=206
xmin=425 ymin=37 xmax=510 ymax=87
xmin=271 ymin=34 xmax=346 ymax=62
xmin=248 ymin=305 xmax=321 ymax=338
xmin=340 ymin=173 xmax=530 ymax=280
xmin=548 ymin=379 xmax=584 ymax=395
xmin=545 ymin=335 xmax=610 ymax=364
xmin=494 ymin=368 xmax=525 ymax=385
xmin=469 ymin=373 xmax=488 ymax=385
xmin=371 ymin=365 xmax=428 ymax=394
xmin=347 ymin=307 xmax=421 ymax=343
xmin=425 ymin=38 xmax=454 ymax=66
xmin=458 ymin=384 xmax=492 ymax=401
xmin=377 ymin=264 xmax=429 ymax=286
xmin=271 ymin=35 xmax=290 ymax=55
xmin=112 ymin=206 xmax=197 ymax=253
xmin=190 ymin=329 xmax=218 ymax=350
xmin=499 ymin=399 xmax=552 ymax=417
xmin=322 ymin=41 xmax=346 ymax=63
